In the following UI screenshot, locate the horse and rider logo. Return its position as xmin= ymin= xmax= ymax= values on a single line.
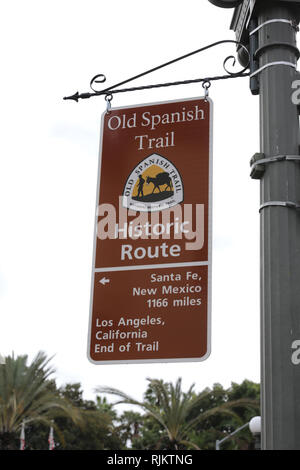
xmin=122 ymin=153 xmax=184 ymax=212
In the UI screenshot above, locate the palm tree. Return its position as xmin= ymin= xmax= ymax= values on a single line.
xmin=96 ymin=378 xmax=259 ymax=450
xmin=0 ymin=351 xmax=81 ymax=450
xmin=117 ymin=410 xmax=144 ymax=448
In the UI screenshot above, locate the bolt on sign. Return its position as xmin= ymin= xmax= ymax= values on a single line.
xmin=87 ymin=96 xmax=213 ymax=364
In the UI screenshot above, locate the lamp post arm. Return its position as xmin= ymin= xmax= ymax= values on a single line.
xmin=216 ymin=422 xmax=249 ymax=450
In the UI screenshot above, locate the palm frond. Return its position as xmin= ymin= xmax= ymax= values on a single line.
xmin=0 ymin=351 xmax=81 ymax=435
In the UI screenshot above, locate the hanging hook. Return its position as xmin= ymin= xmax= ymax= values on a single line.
xmin=202 ymin=80 xmax=211 ymax=101
xmin=105 ymin=93 xmax=113 ymax=114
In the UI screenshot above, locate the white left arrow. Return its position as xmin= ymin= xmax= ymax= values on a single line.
xmin=99 ymin=277 xmax=110 ymax=285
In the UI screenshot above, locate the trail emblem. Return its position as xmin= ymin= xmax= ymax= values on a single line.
xmin=122 ymin=153 xmax=184 ymax=212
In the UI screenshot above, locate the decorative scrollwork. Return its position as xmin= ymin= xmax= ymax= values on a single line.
xmin=90 ymin=74 xmax=107 ymax=92
xmin=222 ymin=43 xmax=250 ymax=76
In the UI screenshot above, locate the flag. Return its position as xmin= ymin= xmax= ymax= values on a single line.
xmin=48 ymin=425 xmax=55 ymax=450
xmin=20 ymin=422 xmax=25 ymax=450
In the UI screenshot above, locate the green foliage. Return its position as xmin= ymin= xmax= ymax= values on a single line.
xmin=53 ymin=383 xmax=123 ymax=450
xmin=115 ymin=410 xmax=144 ymax=448
xmin=185 ymin=380 xmax=260 ymax=450
xmin=0 ymin=352 xmax=80 ymax=450
xmin=0 ymin=351 xmax=260 ymax=450
xmin=96 ymin=378 xmax=260 ymax=450
xmin=96 ymin=395 xmax=118 ymax=419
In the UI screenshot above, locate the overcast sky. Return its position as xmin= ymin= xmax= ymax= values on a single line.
xmin=0 ymin=1 xmax=261 ymax=403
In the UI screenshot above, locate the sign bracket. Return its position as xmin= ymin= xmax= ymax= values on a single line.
xmin=63 ymin=39 xmax=251 ymax=102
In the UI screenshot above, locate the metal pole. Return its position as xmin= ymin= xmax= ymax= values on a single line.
xmin=256 ymin=1 xmax=300 ymax=450
xmin=215 ymin=422 xmax=249 ymax=450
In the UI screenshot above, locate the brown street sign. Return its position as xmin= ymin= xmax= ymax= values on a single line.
xmin=87 ymin=96 xmax=213 ymax=364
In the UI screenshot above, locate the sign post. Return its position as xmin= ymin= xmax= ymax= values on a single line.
xmin=88 ymin=97 xmax=213 ymax=364
xmin=210 ymin=0 xmax=300 ymax=450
